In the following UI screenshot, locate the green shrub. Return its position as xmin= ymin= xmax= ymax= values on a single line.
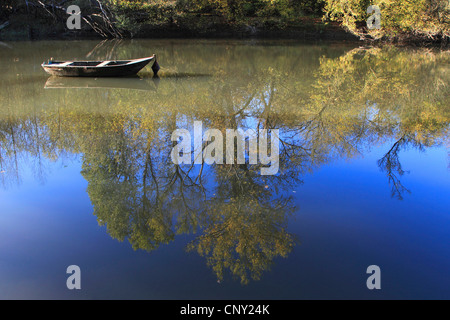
xmin=324 ymin=0 xmax=450 ymax=39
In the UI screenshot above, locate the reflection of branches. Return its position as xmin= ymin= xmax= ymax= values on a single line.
xmin=377 ymin=136 xmax=411 ymax=200
xmin=187 ymin=192 xmax=296 ymax=285
xmin=0 ymin=114 xmax=59 ymax=187
xmin=178 ymin=154 xmax=298 ymax=284
xmin=85 ymin=39 xmax=124 ymax=60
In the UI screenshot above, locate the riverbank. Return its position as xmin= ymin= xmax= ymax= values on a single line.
xmin=1 ymin=17 xmax=447 ymax=48
xmin=0 ymin=0 xmax=448 ymax=47
xmin=0 ymin=14 xmax=358 ymax=41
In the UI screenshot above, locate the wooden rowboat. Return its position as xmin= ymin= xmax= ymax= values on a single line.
xmin=41 ymin=55 xmax=160 ymax=77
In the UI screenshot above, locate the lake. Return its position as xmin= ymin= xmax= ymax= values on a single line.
xmin=0 ymin=39 xmax=449 ymax=299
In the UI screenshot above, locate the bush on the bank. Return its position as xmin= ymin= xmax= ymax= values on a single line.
xmin=108 ymin=0 xmax=176 ymax=35
xmin=105 ymin=0 xmax=326 ymax=35
xmin=324 ymin=0 xmax=450 ymax=40
xmin=109 ymin=0 xmax=325 ymax=22
xmin=175 ymin=0 xmax=325 ymax=20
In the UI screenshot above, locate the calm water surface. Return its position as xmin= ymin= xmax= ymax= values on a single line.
xmin=0 ymin=39 xmax=449 ymax=299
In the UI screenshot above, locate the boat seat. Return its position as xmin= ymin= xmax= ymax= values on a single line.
xmin=57 ymin=61 xmax=73 ymax=66
xmin=97 ymin=61 xmax=111 ymax=67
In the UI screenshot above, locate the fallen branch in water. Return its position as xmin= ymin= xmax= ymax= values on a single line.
xmin=95 ymin=0 xmax=122 ymax=38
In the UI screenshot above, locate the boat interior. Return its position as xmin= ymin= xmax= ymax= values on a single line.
xmin=46 ymin=60 xmax=132 ymax=67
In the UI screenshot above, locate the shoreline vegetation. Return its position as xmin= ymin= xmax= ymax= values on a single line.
xmin=0 ymin=0 xmax=448 ymax=46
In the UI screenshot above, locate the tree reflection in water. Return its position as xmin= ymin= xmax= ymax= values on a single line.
xmin=0 ymin=43 xmax=448 ymax=284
